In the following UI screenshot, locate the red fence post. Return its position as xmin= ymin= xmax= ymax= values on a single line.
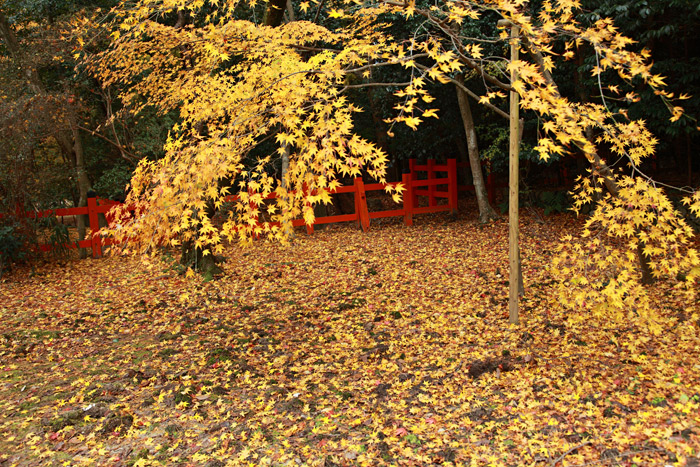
xmin=487 ymin=172 xmax=495 ymax=204
xmin=354 ymin=177 xmax=370 ymax=232
xmin=448 ymin=158 xmax=458 ymax=215
xmin=354 ymin=180 xmax=361 ymax=229
xmin=409 ymin=158 xmax=418 ymax=209
xmin=87 ymin=196 xmax=101 ymax=258
xmin=402 ymin=171 xmax=413 ymax=226
xmin=427 ymin=159 xmax=436 ymax=207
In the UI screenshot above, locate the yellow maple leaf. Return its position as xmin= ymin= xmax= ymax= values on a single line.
xmin=404 ymin=116 xmax=421 ymax=130
xmin=328 ymin=9 xmax=344 ymax=18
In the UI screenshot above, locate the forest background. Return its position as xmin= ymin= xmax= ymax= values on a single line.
xmin=1 ymin=0 xmax=699 ymax=237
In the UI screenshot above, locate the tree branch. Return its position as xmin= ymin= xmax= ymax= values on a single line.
xmin=344 ymin=53 xmax=430 ymax=74
xmin=341 ymin=81 xmax=412 ymax=89
xmin=412 ymin=62 xmax=510 ymax=119
xmin=77 ymin=125 xmax=138 ymax=164
xmin=549 ymin=441 xmax=591 ymax=467
xmin=313 ymin=0 xmax=327 ymax=24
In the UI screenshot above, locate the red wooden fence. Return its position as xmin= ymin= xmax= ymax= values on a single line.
xmin=7 ymin=158 xmax=468 ymax=258
xmin=3 ymin=197 xmax=120 ymax=259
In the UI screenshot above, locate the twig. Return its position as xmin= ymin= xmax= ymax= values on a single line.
xmin=550 ymin=441 xmax=591 ymax=467
xmin=312 ymin=0 xmax=326 ymax=24
xmin=76 ymin=125 xmax=138 ymax=163
xmin=341 ymin=81 xmax=411 ymax=89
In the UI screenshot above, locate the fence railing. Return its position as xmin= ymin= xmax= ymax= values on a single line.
xmin=6 ymin=158 xmax=480 ymax=258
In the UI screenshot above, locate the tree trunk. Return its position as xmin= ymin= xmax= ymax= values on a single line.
xmin=455 ymin=74 xmax=498 ymax=223
xmin=180 ymin=242 xmax=222 ymax=279
xmin=0 ymin=10 xmax=42 ymax=94
xmin=67 ymin=101 xmax=92 ymax=258
xmin=286 ymin=0 xmax=295 ymax=22
xmin=180 ymin=202 xmax=223 ymax=278
xmin=263 ymin=0 xmax=287 ymax=26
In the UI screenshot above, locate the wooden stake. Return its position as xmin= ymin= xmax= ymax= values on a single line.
xmin=508 ymin=23 xmax=520 ymax=325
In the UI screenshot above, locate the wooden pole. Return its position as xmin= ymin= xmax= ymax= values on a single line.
xmin=507 ymin=22 xmax=520 ymax=325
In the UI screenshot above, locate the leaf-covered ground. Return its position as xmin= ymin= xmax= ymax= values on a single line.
xmin=1 ymin=209 xmax=699 ymax=467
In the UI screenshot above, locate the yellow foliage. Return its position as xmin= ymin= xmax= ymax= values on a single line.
xmin=553 ymin=177 xmax=699 ymax=331
xmin=87 ymin=0 xmax=698 ymax=329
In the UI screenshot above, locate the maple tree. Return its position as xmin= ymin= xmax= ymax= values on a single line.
xmin=85 ymin=0 xmax=700 ymax=325
xmin=90 ymin=1 xmax=400 ymax=257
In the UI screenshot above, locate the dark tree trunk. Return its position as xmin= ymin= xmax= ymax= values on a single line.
xmin=180 ymin=202 xmax=223 ymax=277
xmin=180 ymin=242 xmax=222 ymax=278
xmin=263 ymin=0 xmax=287 ymax=27
xmin=455 ymin=74 xmax=498 ymax=223
xmin=67 ymin=102 xmax=93 ymax=258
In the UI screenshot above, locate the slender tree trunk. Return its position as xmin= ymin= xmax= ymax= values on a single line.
xmin=455 ymin=74 xmax=498 ymax=223
xmin=286 ymin=0 xmax=295 ymax=22
xmin=67 ymin=101 xmax=93 ymax=258
xmin=0 ymin=10 xmax=42 ymax=94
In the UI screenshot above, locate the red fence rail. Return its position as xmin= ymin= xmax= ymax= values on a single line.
xmin=6 ymin=159 xmax=464 ymax=258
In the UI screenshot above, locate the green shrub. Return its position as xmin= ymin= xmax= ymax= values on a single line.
xmin=0 ymin=223 xmax=27 ymax=277
xmin=36 ymin=217 xmax=71 ymax=261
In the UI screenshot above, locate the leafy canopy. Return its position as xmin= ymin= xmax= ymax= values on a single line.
xmin=86 ymin=0 xmax=699 ymax=326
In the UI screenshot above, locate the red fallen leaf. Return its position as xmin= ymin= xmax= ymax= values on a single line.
xmin=318 ymin=439 xmax=328 ymax=447
xmin=395 ymin=427 xmax=408 ymax=436
xmin=425 ymin=417 xmax=436 ymax=424
xmin=49 ymin=432 xmax=59 ymax=441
